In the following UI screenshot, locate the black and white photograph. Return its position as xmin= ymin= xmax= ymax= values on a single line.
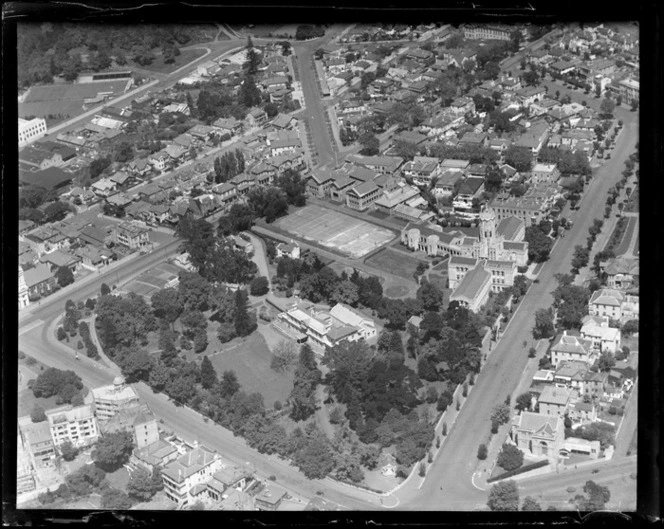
xmin=5 ymin=3 xmax=659 ymax=521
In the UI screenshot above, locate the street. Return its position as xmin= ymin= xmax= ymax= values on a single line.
xmin=16 ymin=24 xmax=640 ymax=512
xmin=394 ymin=110 xmax=638 ymax=509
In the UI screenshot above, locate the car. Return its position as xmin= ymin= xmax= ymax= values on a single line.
xmin=533 ymin=279 xmax=540 ymax=283
xmin=591 ymin=469 xmax=599 ymax=474
xmin=567 ymin=486 xmax=576 ymax=493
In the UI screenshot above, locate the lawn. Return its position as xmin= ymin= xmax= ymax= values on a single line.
xmin=624 ymin=185 xmax=639 ymax=213
xmin=134 ymin=48 xmax=208 ymax=75
xmin=208 ymin=329 xmax=294 ymax=409
xmin=365 ymin=248 xmax=428 ymax=281
xmin=428 ymin=273 xmax=449 ymax=293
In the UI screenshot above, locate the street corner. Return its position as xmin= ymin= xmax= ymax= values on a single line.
xmin=471 ymin=471 xmax=488 ymax=492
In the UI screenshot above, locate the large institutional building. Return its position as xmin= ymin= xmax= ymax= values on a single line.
xmin=19 ymin=117 xmax=48 ymax=148
xmin=401 ymin=207 xmax=529 ymax=312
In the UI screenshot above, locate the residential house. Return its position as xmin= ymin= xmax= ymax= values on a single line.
xmin=127 ymin=158 xmax=151 ymax=178
xmin=588 ymin=288 xmax=625 ymax=320
xmin=213 ymin=117 xmax=243 ymax=137
xmin=374 ymin=184 xmax=421 ymax=216
xmin=345 ymin=154 xmax=404 ymax=175
xmin=130 ymin=439 xmax=179 ymax=475
xmin=531 ymin=163 xmax=561 ymax=185
xmin=489 ymin=192 xmax=549 ymax=226
xmin=270 ymin=113 xmax=298 ymax=131
xmin=583 ymin=370 xmax=609 ymax=401
xmin=113 ymin=221 xmax=150 ymax=250
xmin=450 ymin=97 xmax=476 ymax=115
xmin=580 ymin=315 xmax=621 ymax=354
xmin=246 ymin=107 xmax=269 ymax=128
xmin=46 ymin=404 xmax=99 ymax=448
xmin=458 ymin=132 xmax=488 ymax=148
xmin=568 ymin=400 xmax=598 ymax=426
xmin=516 ymin=86 xmax=547 ymax=106
xmin=276 ymin=241 xmax=301 ymax=260
xmin=39 ymin=249 xmax=81 ymax=275
xmin=256 ymin=484 xmax=288 ymax=511
xmin=23 ymin=263 xmax=56 ymax=299
xmin=212 ymin=182 xmax=238 ymax=212
xmin=453 ymin=177 xmax=485 ymax=210
xmin=601 ymin=257 xmax=639 ymax=290
xmin=402 ymin=156 xmax=441 ymax=185
xmin=74 ymin=244 xmax=114 ymax=271
xmin=537 ymin=385 xmax=575 ymax=417
xmin=433 ymin=170 xmax=465 ymax=198
xmin=162 ymin=445 xmax=224 ymax=508
xmin=550 ymin=331 xmax=596 ymax=367
xmin=91 ymin=178 xmax=118 ymax=197
xmin=19 ymin=146 xmax=64 ymax=171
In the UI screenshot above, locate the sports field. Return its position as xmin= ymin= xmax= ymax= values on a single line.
xmin=19 ymin=79 xmax=132 ymax=123
xmin=277 ymin=205 xmax=396 ymax=259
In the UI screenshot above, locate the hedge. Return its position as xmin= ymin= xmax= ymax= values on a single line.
xmin=487 ymin=459 xmax=549 ymax=483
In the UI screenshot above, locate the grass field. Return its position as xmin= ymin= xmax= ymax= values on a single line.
xmin=624 ymin=185 xmax=639 ymax=213
xmin=134 ymin=48 xmax=208 ymax=75
xmin=277 ymin=205 xmax=395 ymax=259
xmin=610 ymin=216 xmax=638 ymax=256
xmin=384 ymin=285 xmax=410 ymax=298
xmin=365 ymin=247 xmax=428 ymax=281
xmin=208 ymin=330 xmax=294 ymax=409
xmin=19 ymin=79 xmax=132 ymax=125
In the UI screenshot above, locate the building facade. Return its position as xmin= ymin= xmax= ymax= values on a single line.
xmin=19 ymin=117 xmax=48 ymax=148
xmin=91 ymin=376 xmax=140 ymax=421
xmin=46 ymin=404 xmax=100 ymax=448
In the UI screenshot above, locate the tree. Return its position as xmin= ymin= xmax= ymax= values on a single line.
xmin=218 ymin=370 xmax=241 ymax=398
xmin=91 ymin=430 xmax=134 ymax=472
xmin=276 ymin=169 xmax=307 ymax=206
xmin=599 ymin=97 xmax=615 ymax=119
xmin=521 ymin=496 xmax=542 ymax=511
xmin=127 ymin=467 xmax=162 ymax=502
xmin=491 ymin=403 xmax=510 ymax=426
xmin=477 ymin=444 xmax=488 ymax=460
xmin=101 ymin=283 xmax=111 ymax=296
xmin=515 ymin=392 xmax=532 ymax=412
xmin=358 ymin=132 xmax=379 ymax=155
xmin=573 ymin=480 xmax=611 ymax=510
xmin=31 ymin=405 xmax=47 ymax=423
xmin=32 ymin=368 xmax=83 ymax=403
xmin=271 ymin=340 xmax=299 ymax=372
xmin=622 ymin=320 xmax=638 ymax=336
xmin=151 ymin=288 xmax=184 ymax=327
xmin=533 ymin=308 xmax=554 ymax=339
xmin=524 ymin=226 xmax=553 ymax=263
xmin=54 ymin=265 xmax=75 ymax=288
xmin=496 ymin=443 xmax=524 ymax=471
xmin=239 ymin=75 xmax=262 ymax=108
xmin=505 ymin=146 xmax=533 ymax=173
xmin=416 ymin=280 xmax=444 ymax=312
xmin=60 ymin=440 xmax=79 ymax=461
xmin=193 ymin=332 xmax=208 ymax=354
xmin=100 ymin=487 xmax=134 ymax=510
xmin=198 ymin=355 xmax=217 ymax=390
xmin=249 ymin=276 xmax=269 ymax=296
xmin=65 ymin=464 xmax=106 ymax=496
xmin=233 ymin=289 xmax=256 ymax=337
xmin=57 ymin=327 xmax=67 ymax=341
xmin=288 ymin=344 xmax=321 ymax=421
xmin=487 ymin=480 xmax=519 ymax=511
xmin=330 ymin=280 xmax=359 ymax=307
xmin=294 ymin=435 xmax=335 ymax=479
xmin=630 ymin=99 xmax=638 ymax=112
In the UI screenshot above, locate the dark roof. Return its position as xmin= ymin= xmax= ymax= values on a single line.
xmin=19 ymin=167 xmax=72 ymax=190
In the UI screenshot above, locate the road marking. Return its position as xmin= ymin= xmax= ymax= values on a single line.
xmin=471 ymin=472 xmax=486 ymax=491
xmin=19 ymin=319 xmax=43 ymax=336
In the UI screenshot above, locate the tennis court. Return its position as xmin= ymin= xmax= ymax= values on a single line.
xmin=277 ymin=205 xmax=396 ymax=259
xmin=124 ymin=262 xmax=182 ymax=300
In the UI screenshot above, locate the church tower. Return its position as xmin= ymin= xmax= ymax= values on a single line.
xmin=479 ymin=206 xmax=497 ymax=260
xmin=19 ymin=265 xmax=29 ymax=310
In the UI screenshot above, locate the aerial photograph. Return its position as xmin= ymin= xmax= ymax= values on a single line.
xmin=15 ymin=19 xmax=639 ymax=512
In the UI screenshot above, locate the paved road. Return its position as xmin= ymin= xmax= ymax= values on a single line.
xmin=395 ymin=111 xmax=639 ymax=510
xmin=516 ymin=455 xmax=637 ymax=510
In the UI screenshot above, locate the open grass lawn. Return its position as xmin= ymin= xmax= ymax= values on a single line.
xmin=105 ymin=466 xmax=130 ymax=490
xmin=134 ymin=48 xmax=207 ymax=75
xmin=208 ymin=330 xmax=294 ymax=409
xmin=365 ymin=248 xmax=428 ymax=281
xmin=615 ymin=216 xmax=637 ymax=256
xmin=18 ymin=388 xmax=62 ymax=417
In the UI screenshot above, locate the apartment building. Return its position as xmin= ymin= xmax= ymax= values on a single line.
xmin=91 ymin=376 xmax=140 ymax=421
xmin=46 ymin=404 xmax=99 ymax=448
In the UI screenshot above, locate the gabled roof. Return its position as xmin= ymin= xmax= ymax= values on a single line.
xmin=514 ymin=411 xmax=562 ymax=439
xmin=496 ymin=216 xmax=523 ymax=241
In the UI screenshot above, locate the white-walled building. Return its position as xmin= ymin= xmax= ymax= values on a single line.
xmin=91 ymin=376 xmax=140 ymax=421
xmin=19 ymin=117 xmax=47 ymax=148
xmin=580 ymin=315 xmax=621 ymax=353
xmin=46 ymin=404 xmax=99 ymax=448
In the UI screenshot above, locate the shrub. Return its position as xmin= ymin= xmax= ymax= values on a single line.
xmin=487 ymin=459 xmax=549 ymax=483
xmin=496 ymin=443 xmax=524 ymax=471
xmin=249 ymin=276 xmax=269 ymax=296
xmin=418 ymin=462 xmax=426 ymax=477
xmin=77 ymin=341 xmax=84 ymax=350
xmin=19 ymin=350 xmax=26 ymax=359
xmin=477 ymin=444 xmax=488 ymax=460
xmin=57 ymin=327 xmax=67 ymax=341
xmin=442 ymin=422 xmax=447 ymax=436
xmin=31 ymin=405 xmax=47 ymax=423
xmin=491 ymin=419 xmax=499 ymax=434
